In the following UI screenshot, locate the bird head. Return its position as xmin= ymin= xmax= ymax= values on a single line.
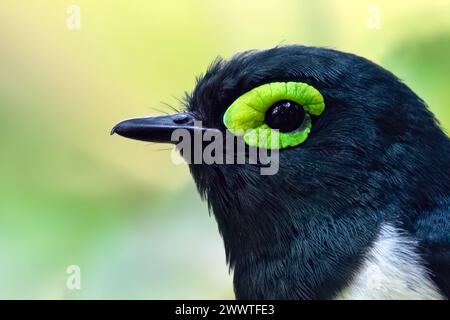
xmin=112 ymin=45 xmax=449 ymax=271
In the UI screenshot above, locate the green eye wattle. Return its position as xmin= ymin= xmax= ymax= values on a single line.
xmin=223 ymin=82 xmax=325 ymax=149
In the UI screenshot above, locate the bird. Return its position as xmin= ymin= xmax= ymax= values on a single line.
xmin=111 ymin=45 xmax=449 ymax=300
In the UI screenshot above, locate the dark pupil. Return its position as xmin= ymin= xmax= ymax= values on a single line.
xmin=265 ymin=100 xmax=305 ymax=132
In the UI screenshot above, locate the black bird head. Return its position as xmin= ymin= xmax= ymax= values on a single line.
xmin=112 ymin=45 xmax=450 ymax=299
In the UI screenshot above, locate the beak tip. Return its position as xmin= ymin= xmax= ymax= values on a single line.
xmin=110 ymin=126 xmax=117 ymax=136
xmin=111 ymin=121 xmax=126 ymax=136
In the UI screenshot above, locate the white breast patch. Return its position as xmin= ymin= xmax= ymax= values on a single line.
xmin=334 ymin=223 xmax=443 ymax=300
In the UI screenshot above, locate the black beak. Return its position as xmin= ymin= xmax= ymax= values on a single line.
xmin=111 ymin=112 xmax=216 ymax=143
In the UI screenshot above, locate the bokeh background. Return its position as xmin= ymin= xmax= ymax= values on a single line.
xmin=0 ymin=0 xmax=449 ymax=299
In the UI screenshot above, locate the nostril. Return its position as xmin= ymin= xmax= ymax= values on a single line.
xmin=173 ymin=114 xmax=193 ymax=125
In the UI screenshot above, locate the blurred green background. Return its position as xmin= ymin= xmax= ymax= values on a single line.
xmin=0 ymin=0 xmax=449 ymax=299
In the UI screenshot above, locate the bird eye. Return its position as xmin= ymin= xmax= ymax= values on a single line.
xmin=265 ymin=100 xmax=305 ymax=132
xmin=223 ymin=82 xmax=325 ymax=149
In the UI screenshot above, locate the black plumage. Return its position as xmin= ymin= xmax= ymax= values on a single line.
xmin=113 ymin=45 xmax=450 ymax=299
